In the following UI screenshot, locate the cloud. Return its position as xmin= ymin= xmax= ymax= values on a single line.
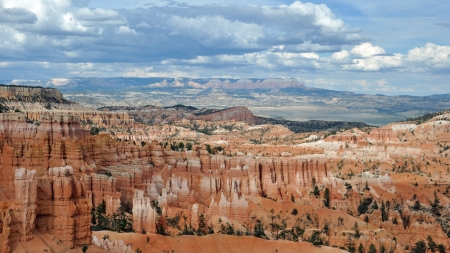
xmin=165 ymin=15 xmax=264 ymax=49
xmin=436 ymin=23 xmax=450 ymax=28
xmin=345 ymin=54 xmax=403 ymax=71
xmin=377 ymin=79 xmax=388 ymax=86
xmin=406 ymin=43 xmax=450 ymax=70
xmin=355 ymin=80 xmax=369 ymax=87
xmin=350 ymin=42 xmax=385 ymax=58
xmin=0 ymin=0 xmax=366 ymax=64
xmin=330 ymin=42 xmax=450 ymax=72
xmin=0 ymin=6 xmax=37 ymax=24
xmin=64 ymin=51 xmax=78 ymax=58
xmin=330 ymin=49 xmax=351 ymax=64
xmin=75 ymin=8 xmax=126 ymax=26
xmin=116 ymin=25 xmax=137 ymax=35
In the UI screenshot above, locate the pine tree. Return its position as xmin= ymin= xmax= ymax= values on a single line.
xmin=323 ymin=188 xmax=330 ymax=208
xmin=431 ymin=191 xmax=441 ymax=215
xmin=427 ymin=235 xmax=437 ymax=252
xmin=353 ymin=222 xmax=361 ymax=238
xmin=411 ymin=240 xmax=427 ymax=253
xmin=312 ymin=186 xmax=320 ymax=198
xmin=381 ymin=200 xmax=388 ymax=222
xmin=368 ymin=244 xmax=377 ymax=253
xmin=372 ymin=201 xmax=378 ymax=210
xmin=413 ymin=201 xmax=421 ymax=211
xmin=197 ymin=213 xmax=207 ymax=236
xmin=253 ymin=220 xmax=267 ymax=239
xmin=358 ymin=243 xmax=365 ymax=253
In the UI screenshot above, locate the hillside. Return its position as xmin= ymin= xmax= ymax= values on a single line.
xmin=100 ymin=104 xmax=371 ymax=132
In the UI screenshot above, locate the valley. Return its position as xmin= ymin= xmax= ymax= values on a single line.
xmin=9 ymin=78 xmax=450 ymax=126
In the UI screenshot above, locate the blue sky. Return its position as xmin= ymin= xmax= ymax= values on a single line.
xmin=0 ymin=0 xmax=449 ymax=95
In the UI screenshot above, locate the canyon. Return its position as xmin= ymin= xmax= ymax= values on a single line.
xmin=0 ymin=85 xmax=449 ymax=252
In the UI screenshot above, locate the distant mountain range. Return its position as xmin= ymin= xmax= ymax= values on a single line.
xmin=9 ymin=77 xmax=306 ymax=90
xmin=5 ymin=77 xmax=450 ymax=126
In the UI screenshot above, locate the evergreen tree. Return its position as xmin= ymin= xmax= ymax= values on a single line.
xmin=381 ymin=200 xmax=388 ymax=222
xmin=358 ymin=243 xmax=365 ymax=253
xmin=197 ymin=213 xmax=207 ymax=236
xmin=437 ymin=244 xmax=446 ymax=253
xmin=347 ymin=244 xmax=356 ymax=253
xmin=413 ymin=201 xmax=421 ymax=211
xmin=91 ymin=207 xmax=97 ymax=225
xmin=253 ymin=220 xmax=267 ymax=239
xmin=364 ymin=181 xmax=370 ymax=191
xmin=205 ymin=144 xmax=212 ymax=154
xmin=353 ymin=222 xmax=361 ymax=238
xmin=411 ymin=240 xmax=427 ymax=253
xmin=82 ymin=245 xmax=88 ymax=253
xmin=98 ymin=200 xmax=106 ymax=214
xmin=324 ymin=188 xmax=330 ymax=208
xmin=309 ymin=231 xmax=323 ymax=246
xmin=312 ymin=186 xmax=320 ymax=198
xmin=372 ymin=201 xmax=378 ymax=210
xmin=431 ymin=191 xmax=442 ymax=215
xmin=311 ymin=177 xmax=316 ymax=187
xmin=427 ymin=235 xmax=437 ymax=252
xmin=368 ymin=244 xmax=377 ymax=253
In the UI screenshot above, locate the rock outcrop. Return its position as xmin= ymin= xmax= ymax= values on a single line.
xmin=92 ymin=235 xmax=132 ymax=253
xmin=35 ymin=167 xmax=92 ymax=248
xmin=0 ymin=85 xmax=63 ymax=101
xmin=187 ymin=106 xmax=258 ymax=124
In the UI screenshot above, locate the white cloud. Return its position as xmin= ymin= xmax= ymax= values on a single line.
xmin=64 ymin=51 xmax=78 ymax=58
xmin=355 ymin=80 xmax=369 ymax=87
xmin=75 ymin=7 xmax=126 ymax=26
xmin=136 ymin=21 xmax=150 ymax=28
xmin=116 ymin=25 xmax=137 ymax=35
xmin=330 ymin=49 xmax=351 ymax=64
xmin=62 ymin=12 xmax=89 ymax=33
xmin=166 ymin=15 xmax=264 ymax=48
xmin=331 ymin=50 xmax=350 ymax=60
xmin=351 ymin=42 xmax=385 ymax=58
xmin=345 ymin=54 xmax=403 ymax=71
xmin=377 ymin=79 xmax=388 ymax=86
xmin=298 ymin=52 xmax=320 ymax=59
xmin=262 ymin=1 xmax=345 ymax=32
xmin=406 ymin=43 xmax=450 ymax=69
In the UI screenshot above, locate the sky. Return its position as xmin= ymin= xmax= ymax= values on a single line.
xmin=0 ymin=0 xmax=449 ymax=95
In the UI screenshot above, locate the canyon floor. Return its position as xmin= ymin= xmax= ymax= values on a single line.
xmin=0 ymin=85 xmax=449 ymax=253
